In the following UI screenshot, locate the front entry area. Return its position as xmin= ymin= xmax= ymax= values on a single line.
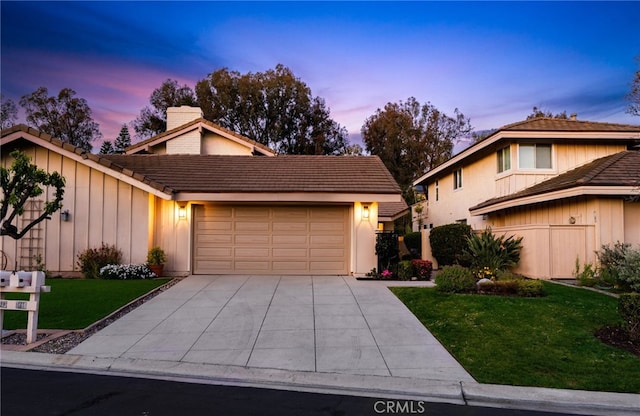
xmin=193 ymin=205 xmax=350 ymax=275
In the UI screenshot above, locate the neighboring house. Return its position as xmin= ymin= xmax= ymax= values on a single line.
xmin=1 ymin=107 xmax=402 ymax=276
xmin=377 ymin=201 xmax=409 ymax=231
xmin=413 ymin=117 xmax=640 ymax=279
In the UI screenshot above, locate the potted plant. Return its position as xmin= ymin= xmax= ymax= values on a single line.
xmin=146 ymin=246 xmax=167 ymax=277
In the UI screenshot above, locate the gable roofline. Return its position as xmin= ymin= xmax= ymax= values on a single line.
xmin=413 ymin=117 xmax=640 ymax=186
xmin=125 ymin=118 xmax=276 ymax=156
xmin=1 ymin=125 xmax=175 ymax=199
xmin=469 ymin=150 xmax=640 ymax=215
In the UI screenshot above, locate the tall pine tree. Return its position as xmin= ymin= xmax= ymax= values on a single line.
xmin=114 ymin=124 xmax=131 ymax=153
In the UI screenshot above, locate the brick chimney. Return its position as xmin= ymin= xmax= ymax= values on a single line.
xmin=166 ymin=106 xmax=203 ymax=130
xmin=570 ymin=113 xmax=577 ymax=121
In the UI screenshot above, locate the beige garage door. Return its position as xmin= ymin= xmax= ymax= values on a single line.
xmin=193 ymin=205 xmax=350 ymax=275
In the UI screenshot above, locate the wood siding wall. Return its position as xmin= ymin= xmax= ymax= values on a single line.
xmin=488 ymin=196 xmax=630 ymax=279
xmin=1 ymin=144 xmax=149 ymax=274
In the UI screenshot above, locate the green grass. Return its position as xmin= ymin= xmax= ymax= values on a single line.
xmin=2 ymin=278 xmax=170 ymax=330
xmin=391 ymin=282 xmax=640 ymax=393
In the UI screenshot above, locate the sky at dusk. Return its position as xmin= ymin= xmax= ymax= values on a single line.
xmin=2 ymin=1 xmax=639 ymax=152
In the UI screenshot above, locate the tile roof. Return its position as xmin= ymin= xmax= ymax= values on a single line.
xmin=471 ymin=151 xmax=640 ymax=211
xmin=101 ymin=154 xmax=401 ymax=194
xmin=499 ymin=117 xmax=640 ymax=133
xmin=125 ymin=118 xmax=275 ymax=155
xmin=378 ymin=201 xmax=409 ymax=219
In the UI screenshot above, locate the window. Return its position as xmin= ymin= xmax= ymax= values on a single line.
xmin=497 ymin=146 xmax=511 ymax=173
xmin=435 ymin=180 xmax=439 ymax=201
xmin=518 ymin=144 xmax=552 ymax=169
xmin=453 ymin=168 xmax=463 ymax=190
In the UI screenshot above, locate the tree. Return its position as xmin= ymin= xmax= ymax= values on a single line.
xmin=99 ymin=141 xmax=115 ymax=154
xmin=342 ymin=143 xmax=364 ymax=156
xmin=195 ymin=64 xmax=349 ymax=155
xmin=1 ymin=96 xmax=18 ymax=129
xmin=526 ymin=106 xmax=569 ymax=120
xmin=361 ymin=97 xmax=472 ymax=201
xmin=133 ymin=79 xmax=198 ymax=139
xmin=113 ymin=124 xmax=131 ymax=153
xmin=19 ymin=87 xmax=101 ymax=152
xmin=626 ymin=56 xmax=640 ymax=117
xmin=1 ymin=150 xmax=65 ymax=240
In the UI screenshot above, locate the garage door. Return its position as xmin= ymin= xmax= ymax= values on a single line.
xmin=193 ymin=205 xmax=350 ymax=275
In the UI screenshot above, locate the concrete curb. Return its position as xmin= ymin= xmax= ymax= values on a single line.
xmin=2 ymin=350 xmax=638 ymax=415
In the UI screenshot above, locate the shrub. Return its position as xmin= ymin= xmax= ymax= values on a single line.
xmin=429 ymin=223 xmax=472 ymax=266
xmin=412 ymin=259 xmax=433 ymax=280
xmin=376 ymin=232 xmax=399 ymax=271
xmin=516 ymin=280 xmax=545 ymax=297
xmin=596 ymin=242 xmax=630 ymax=284
xmin=77 ymin=243 xmax=122 ymax=279
xmin=100 ymin=264 xmax=156 ymax=280
xmin=435 ymin=265 xmax=476 ymax=293
xmin=464 ymin=228 xmax=523 ymax=272
xmin=619 ymin=293 xmax=640 ymax=341
xmin=397 ymin=260 xmax=414 ymax=280
xmin=403 ymin=232 xmax=422 ymax=259
xmin=574 ymin=259 xmax=598 ymax=287
xmin=477 ymin=275 xmax=545 ymax=297
xmin=617 ymin=248 xmax=640 ymax=292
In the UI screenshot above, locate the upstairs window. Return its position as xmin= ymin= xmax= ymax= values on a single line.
xmin=453 ymin=168 xmax=463 ymax=190
xmin=497 ymin=146 xmax=511 ymax=173
xmin=518 ymin=144 xmax=552 ymax=169
xmin=435 ymin=180 xmax=439 ymax=201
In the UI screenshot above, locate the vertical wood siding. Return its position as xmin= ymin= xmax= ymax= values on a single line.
xmin=0 ymin=144 xmax=149 ymax=274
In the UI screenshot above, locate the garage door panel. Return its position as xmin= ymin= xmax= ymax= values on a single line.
xmin=194 ymin=205 xmax=349 ymax=275
xmin=235 ymin=235 xmax=270 ymax=244
xmin=273 ymin=222 xmax=308 ymax=232
xmin=197 ymin=247 xmax=233 ymax=257
xmin=236 ymin=247 xmax=270 ymax=258
xmin=235 ymin=261 xmax=270 ymax=270
xmin=273 ymin=261 xmax=308 ymax=271
xmin=310 ymin=234 xmax=345 ymax=244
xmin=197 ymin=234 xmax=233 ymax=244
xmin=273 ymin=248 xmax=308 ymax=258
xmin=273 ymin=235 xmax=307 ymax=244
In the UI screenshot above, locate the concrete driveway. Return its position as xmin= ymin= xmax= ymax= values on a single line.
xmin=69 ymin=275 xmax=474 ymax=382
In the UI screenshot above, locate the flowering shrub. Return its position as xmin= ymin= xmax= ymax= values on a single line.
xmin=474 ymin=266 xmax=496 ymax=281
xmin=380 ymin=269 xmax=394 ymax=279
xmin=99 ymin=264 xmax=156 ymax=280
xmin=411 ymin=259 xmax=433 ymax=280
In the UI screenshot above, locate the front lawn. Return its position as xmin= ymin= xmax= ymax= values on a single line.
xmin=2 ymin=278 xmax=170 ymax=330
xmin=391 ymin=282 xmax=640 ymax=393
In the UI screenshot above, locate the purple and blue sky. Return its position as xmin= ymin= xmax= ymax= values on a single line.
xmin=2 ymin=1 xmax=639 ymax=151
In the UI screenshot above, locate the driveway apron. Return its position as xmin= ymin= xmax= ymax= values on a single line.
xmin=69 ymin=275 xmax=474 ymax=383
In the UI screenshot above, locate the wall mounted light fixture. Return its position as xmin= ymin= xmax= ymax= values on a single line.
xmin=178 ymin=203 xmax=187 ymax=219
xmin=362 ymin=205 xmax=370 ymax=219
xmin=60 ymin=210 xmax=70 ymax=222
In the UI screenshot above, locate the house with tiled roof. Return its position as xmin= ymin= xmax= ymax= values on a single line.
xmin=413 ymin=117 xmax=640 ymax=279
xmin=1 ymin=107 xmax=403 ymax=276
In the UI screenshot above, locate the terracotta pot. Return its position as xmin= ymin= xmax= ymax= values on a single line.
xmin=148 ymin=264 xmax=164 ymax=277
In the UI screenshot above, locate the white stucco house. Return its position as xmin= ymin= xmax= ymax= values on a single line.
xmin=1 ymin=107 xmax=403 ymax=276
xmin=413 ymin=117 xmax=640 ymax=279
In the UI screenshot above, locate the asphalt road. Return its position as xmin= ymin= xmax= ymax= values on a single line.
xmin=1 ymin=367 xmax=573 ymax=416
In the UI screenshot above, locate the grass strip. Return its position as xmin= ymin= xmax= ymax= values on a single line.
xmin=2 ymin=278 xmax=170 ymax=330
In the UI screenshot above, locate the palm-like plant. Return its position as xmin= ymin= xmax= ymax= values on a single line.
xmin=464 ymin=228 xmax=523 ymax=274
